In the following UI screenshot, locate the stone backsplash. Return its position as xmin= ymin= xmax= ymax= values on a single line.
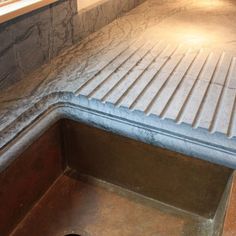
xmin=0 ymin=0 xmax=144 ymax=90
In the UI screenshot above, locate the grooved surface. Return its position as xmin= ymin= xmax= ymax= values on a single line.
xmin=1 ymin=0 xmax=236 ymax=169
xmin=75 ymin=41 xmax=236 ymax=138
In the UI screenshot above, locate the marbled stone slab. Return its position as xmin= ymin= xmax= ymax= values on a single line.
xmin=0 ymin=0 xmax=236 ymax=171
xmin=0 ymin=0 xmax=76 ymax=89
xmin=0 ymin=0 xmax=143 ymax=90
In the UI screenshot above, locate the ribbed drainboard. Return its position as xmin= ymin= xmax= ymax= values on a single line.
xmin=75 ymin=39 xmax=236 ymax=138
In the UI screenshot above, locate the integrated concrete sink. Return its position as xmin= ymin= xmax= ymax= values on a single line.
xmin=1 ymin=0 xmax=236 ymax=235
xmin=1 ymin=119 xmax=234 ymax=236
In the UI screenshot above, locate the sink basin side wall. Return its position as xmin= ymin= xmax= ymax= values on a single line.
xmin=63 ymin=119 xmax=233 ymax=219
xmin=0 ymin=121 xmax=65 ymax=236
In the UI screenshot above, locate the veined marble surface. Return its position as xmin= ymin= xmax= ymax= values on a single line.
xmin=1 ymin=0 xmax=236 ymax=170
xmin=0 ymin=0 xmax=143 ymax=89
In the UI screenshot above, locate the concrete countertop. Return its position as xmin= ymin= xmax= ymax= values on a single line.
xmin=0 ymin=0 xmax=236 ymax=170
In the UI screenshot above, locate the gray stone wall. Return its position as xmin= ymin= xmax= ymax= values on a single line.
xmin=0 ymin=0 xmax=77 ymax=89
xmin=0 ymin=0 xmax=144 ymax=90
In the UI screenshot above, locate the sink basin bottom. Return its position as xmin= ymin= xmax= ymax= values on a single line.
xmin=11 ymin=171 xmax=211 ymax=236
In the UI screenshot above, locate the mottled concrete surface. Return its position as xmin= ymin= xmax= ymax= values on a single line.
xmin=0 ymin=0 xmax=236 ymax=171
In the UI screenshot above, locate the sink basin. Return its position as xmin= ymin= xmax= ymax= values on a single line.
xmin=0 ymin=119 xmax=234 ymax=236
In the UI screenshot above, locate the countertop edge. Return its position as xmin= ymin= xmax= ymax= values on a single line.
xmin=0 ymin=92 xmax=235 ymax=172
